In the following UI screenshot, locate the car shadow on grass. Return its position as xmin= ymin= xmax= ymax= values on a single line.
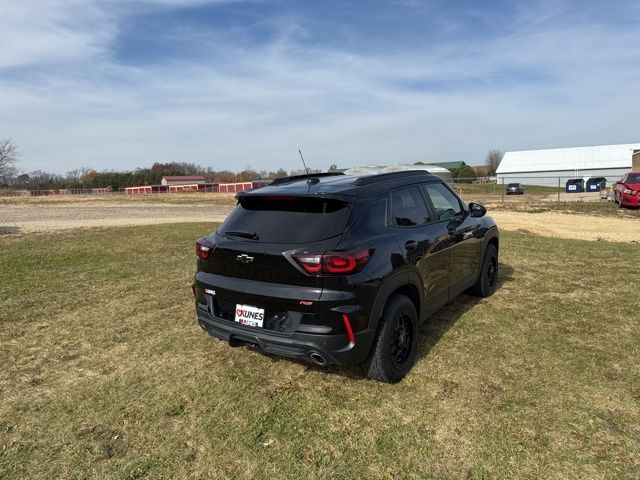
xmin=415 ymin=261 xmax=515 ymax=366
xmin=293 ymin=261 xmax=516 ymax=381
xmin=0 ymin=226 xmax=22 ymax=235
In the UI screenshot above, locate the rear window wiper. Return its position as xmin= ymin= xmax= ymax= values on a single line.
xmin=224 ymin=230 xmax=260 ymax=240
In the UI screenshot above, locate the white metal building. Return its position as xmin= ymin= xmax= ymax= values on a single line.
xmin=343 ymin=164 xmax=451 ymax=181
xmin=161 ymin=175 xmax=206 ymax=186
xmin=496 ymin=143 xmax=640 ymax=186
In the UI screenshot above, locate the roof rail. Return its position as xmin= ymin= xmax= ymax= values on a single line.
xmin=270 ymin=171 xmax=345 ymax=186
xmin=352 ymin=170 xmax=431 ymax=186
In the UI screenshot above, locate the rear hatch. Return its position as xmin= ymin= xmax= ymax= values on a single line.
xmin=196 ymin=194 xmax=353 ymax=332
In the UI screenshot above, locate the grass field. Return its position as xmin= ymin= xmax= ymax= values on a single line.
xmin=450 ymin=183 xmax=562 ymax=197
xmin=493 ymin=200 xmax=640 ymax=219
xmin=0 ymin=192 xmax=237 ymax=206
xmin=1 ymin=224 xmax=639 ymax=479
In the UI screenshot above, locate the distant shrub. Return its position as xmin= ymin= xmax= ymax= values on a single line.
xmin=451 ymin=165 xmax=477 ymax=183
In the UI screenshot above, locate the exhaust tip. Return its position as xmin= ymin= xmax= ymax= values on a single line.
xmin=309 ymin=352 xmax=328 ymax=366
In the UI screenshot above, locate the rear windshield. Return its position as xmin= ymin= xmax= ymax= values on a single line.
xmin=508 ymin=183 xmax=520 ymax=187
xmin=218 ymin=196 xmax=352 ymax=244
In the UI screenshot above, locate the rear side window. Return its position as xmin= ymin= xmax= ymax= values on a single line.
xmin=218 ymin=196 xmax=351 ymax=244
xmin=390 ymin=186 xmax=431 ymax=226
xmin=424 ymin=183 xmax=463 ymax=221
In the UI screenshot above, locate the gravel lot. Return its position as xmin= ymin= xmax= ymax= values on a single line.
xmin=1 ymin=195 xmax=638 ymax=243
xmin=0 ymin=201 xmax=233 ymax=234
xmin=489 ymin=210 xmax=639 ymax=243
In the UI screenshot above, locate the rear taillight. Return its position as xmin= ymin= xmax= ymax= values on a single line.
xmin=195 ymin=238 xmax=214 ymax=260
xmin=293 ymin=248 xmax=374 ymax=275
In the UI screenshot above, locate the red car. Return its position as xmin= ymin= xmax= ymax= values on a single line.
xmin=614 ymin=172 xmax=640 ymax=208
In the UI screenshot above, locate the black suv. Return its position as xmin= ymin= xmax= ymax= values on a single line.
xmin=193 ymin=171 xmax=499 ymax=382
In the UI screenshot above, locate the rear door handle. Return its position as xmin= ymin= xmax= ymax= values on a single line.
xmin=404 ymin=240 xmax=418 ymax=251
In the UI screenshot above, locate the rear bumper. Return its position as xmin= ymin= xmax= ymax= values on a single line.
xmin=196 ymin=306 xmax=376 ymax=365
xmin=620 ymin=193 xmax=640 ymax=206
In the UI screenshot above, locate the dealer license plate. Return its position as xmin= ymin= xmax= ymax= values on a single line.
xmin=235 ymin=304 xmax=265 ymax=328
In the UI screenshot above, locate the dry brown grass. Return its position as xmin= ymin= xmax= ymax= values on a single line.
xmin=0 ymin=192 xmax=237 ymax=206
xmin=1 ymin=224 xmax=639 ymax=478
xmin=0 ymin=196 xmax=236 ymax=234
xmin=491 ymin=199 xmax=640 ymax=218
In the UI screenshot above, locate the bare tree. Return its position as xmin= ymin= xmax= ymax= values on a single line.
xmin=0 ymin=139 xmax=18 ymax=176
xmin=484 ymin=149 xmax=503 ymax=176
xmin=67 ymin=169 xmax=81 ymax=181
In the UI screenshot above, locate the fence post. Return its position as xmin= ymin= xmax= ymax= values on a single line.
xmin=501 ymin=178 xmax=504 ymax=203
xmin=557 ymin=177 xmax=561 ymax=203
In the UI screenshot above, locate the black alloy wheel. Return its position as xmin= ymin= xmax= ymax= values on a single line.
xmin=363 ymin=294 xmax=419 ymax=383
xmin=390 ymin=310 xmax=414 ymax=370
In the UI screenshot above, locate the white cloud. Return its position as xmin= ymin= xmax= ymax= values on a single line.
xmin=0 ymin=0 xmax=245 ymax=68
xmin=0 ymin=1 xmax=115 ymax=68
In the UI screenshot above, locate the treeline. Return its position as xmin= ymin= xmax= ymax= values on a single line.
xmin=450 ymin=165 xmax=478 ymax=182
xmin=3 ymin=162 xmax=319 ymax=190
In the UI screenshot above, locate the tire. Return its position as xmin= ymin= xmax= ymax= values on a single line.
xmin=468 ymin=244 xmax=498 ymax=297
xmin=362 ymin=294 xmax=418 ymax=383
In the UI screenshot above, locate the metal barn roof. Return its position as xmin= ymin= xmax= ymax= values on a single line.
xmin=497 ymin=143 xmax=640 ymax=174
xmin=426 ymin=161 xmax=467 ymax=170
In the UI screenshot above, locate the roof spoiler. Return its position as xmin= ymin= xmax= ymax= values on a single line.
xmin=270 ymin=172 xmax=345 ymax=186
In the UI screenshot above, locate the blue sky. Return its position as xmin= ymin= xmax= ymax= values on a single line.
xmin=1 ymin=0 xmax=639 ymax=174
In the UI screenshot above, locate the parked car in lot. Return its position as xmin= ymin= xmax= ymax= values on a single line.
xmin=506 ymin=183 xmax=525 ymax=195
xmin=614 ymin=172 xmax=640 ymax=208
xmin=193 ymin=170 xmax=499 ymax=382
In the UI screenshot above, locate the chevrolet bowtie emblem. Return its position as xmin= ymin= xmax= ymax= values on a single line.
xmin=236 ymin=254 xmax=255 ymax=264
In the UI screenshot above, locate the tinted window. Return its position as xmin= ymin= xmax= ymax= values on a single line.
xmin=424 ymin=183 xmax=463 ymax=221
xmin=627 ymin=174 xmax=640 ymax=184
xmin=349 ymin=198 xmax=386 ymax=236
xmin=390 ymin=186 xmax=431 ymax=226
xmin=218 ymin=196 xmax=351 ymax=244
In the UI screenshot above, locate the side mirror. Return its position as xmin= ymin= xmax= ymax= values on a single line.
xmin=468 ymin=202 xmax=487 ymax=218
xmin=616 ymin=180 xmax=623 ymax=184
